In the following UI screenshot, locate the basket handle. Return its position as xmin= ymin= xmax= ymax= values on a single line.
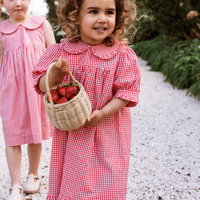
xmin=45 ymin=62 xmax=77 ymax=106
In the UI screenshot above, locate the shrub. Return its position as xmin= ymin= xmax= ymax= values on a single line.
xmin=133 ymin=35 xmax=200 ymax=99
xmin=136 ymin=0 xmax=200 ymax=41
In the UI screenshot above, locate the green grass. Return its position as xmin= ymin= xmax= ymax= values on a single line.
xmin=132 ymin=35 xmax=200 ymax=99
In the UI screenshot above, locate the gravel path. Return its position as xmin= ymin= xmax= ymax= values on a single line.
xmin=0 ymin=58 xmax=200 ymax=200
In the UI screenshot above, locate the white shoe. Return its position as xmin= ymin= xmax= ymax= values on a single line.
xmin=23 ymin=174 xmax=40 ymax=194
xmin=7 ymin=184 xmax=23 ymax=200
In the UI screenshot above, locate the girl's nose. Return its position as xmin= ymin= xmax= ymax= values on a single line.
xmin=15 ymin=0 xmax=21 ymax=6
xmin=97 ymin=15 xmax=107 ymax=23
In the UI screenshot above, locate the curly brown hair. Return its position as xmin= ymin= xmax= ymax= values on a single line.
xmin=56 ymin=0 xmax=137 ymax=45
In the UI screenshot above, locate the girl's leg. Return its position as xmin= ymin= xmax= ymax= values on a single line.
xmin=6 ymin=146 xmax=23 ymax=199
xmin=23 ymin=143 xmax=42 ymax=194
xmin=5 ymin=146 xmax=22 ymax=186
xmin=27 ymin=143 xmax=42 ymax=176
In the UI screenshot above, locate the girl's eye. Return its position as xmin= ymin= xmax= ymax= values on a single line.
xmin=106 ymin=11 xmax=114 ymax=15
xmin=90 ymin=10 xmax=98 ymax=14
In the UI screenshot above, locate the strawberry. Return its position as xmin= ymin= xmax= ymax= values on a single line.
xmin=72 ymin=85 xmax=79 ymax=95
xmin=57 ymin=86 xmax=62 ymax=93
xmin=57 ymin=86 xmax=66 ymax=98
xmin=57 ymin=97 xmax=68 ymax=104
xmin=65 ymin=86 xmax=75 ymax=99
xmin=69 ymin=95 xmax=76 ymax=101
xmin=47 ymin=89 xmax=60 ymax=104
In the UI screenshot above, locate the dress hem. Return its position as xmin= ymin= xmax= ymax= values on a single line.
xmin=46 ymin=195 xmax=126 ymax=200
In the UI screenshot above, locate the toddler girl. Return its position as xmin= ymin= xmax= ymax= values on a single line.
xmin=33 ymin=0 xmax=141 ymax=199
xmin=0 ymin=0 xmax=56 ymax=199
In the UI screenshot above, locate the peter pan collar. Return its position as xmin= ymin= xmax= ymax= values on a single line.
xmin=0 ymin=16 xmax=45 ymax=34
xmin=60 ymin=38 xmax=124 ymax=59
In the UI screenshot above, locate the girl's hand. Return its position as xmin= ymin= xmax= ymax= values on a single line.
xmin=83 ymin=110 xmax=105 ymax=127
xmin=38 ymin=57 xmax=70 ymax=93
xmin=48 ymin=57 xmax=70 ymax=89
xmin=83 ymin=98 xmax=130 ymax=128
xmin=50 ymin=57 xmax=70 ymax=80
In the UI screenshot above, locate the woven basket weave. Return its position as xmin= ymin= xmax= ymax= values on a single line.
xmin=43 ymin=62 xmax=92 ymax=131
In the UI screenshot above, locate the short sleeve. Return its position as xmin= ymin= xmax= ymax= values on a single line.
xmin=112 ymin=47 xmax=141 ymax=107
xmin=32 ymin=44 xmax=61 ymax=95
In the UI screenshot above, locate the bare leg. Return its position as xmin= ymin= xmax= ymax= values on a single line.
xmin=22 ymin=143 xmax=42 ymax=193
xmin=5 ymin=146 xmax=22 ymax=186
xmin=27 ymin=143 xmax=42 ymax=178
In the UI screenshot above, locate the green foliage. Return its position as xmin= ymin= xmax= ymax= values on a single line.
xmin=134 ymin=2 xmax=159 ymax=42
xmin=45 ymin=0 xmax=62 ymax=43
xmin=45 ymin=0 xmax=57 ymax=24
xmin=133 ymin=35 xmax=171 ymax=70
xmin=162 ymin=40 xmax=200 ymax=90
xmin=133 ymin=35 xmax=200 ymax=99
xmin=187 ymin=81 xmax=200 ymax=99
xmin=136 ymin=0 xmax=200 ymax=41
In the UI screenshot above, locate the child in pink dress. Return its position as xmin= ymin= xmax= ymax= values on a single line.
xmin=0 ymin=0 xmax=56 ymax=199
xmin=33 ymin=0 xmax=140 ymax=199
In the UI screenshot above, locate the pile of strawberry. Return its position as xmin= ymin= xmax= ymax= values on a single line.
xmin=47 ymin=85 xmax=79 ymax=104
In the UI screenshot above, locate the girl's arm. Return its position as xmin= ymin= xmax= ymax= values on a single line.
xmin=84 ymin=98 xmax=130 ymax=127
xmin=0 ymin=38 xmax=4 ymax=62
xmin=44 ymin=19 xmax=56 ymax=48
xmin=84 ymin=47 xmax=140 ymax=128
xmin=38 ymin=57 xmax=70 ymax=93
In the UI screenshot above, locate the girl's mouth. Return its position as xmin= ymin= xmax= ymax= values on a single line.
xmin=94 ymin=28 xmax=106 ymax=32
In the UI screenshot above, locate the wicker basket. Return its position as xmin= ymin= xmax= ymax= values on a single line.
xmin=43 ymin=62 xmax=92 ymax=131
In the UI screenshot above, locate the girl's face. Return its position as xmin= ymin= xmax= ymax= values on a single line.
xmin=78 ymin=0 xmax=116 ymax=45
xmin=0 ymin=0 xmax=30 ymax=23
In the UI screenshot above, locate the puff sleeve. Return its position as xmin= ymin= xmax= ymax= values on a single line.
xmin=112 ymin=47 xmax=141 ymax=107
xmin=32 ymin=44 xmax=61 ymax=95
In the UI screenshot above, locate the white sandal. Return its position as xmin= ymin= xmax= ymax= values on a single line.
xmin=7 ymin=184 xmax=23 ymax=200
xmin=23 ymin=174 xmax=40 ymax=194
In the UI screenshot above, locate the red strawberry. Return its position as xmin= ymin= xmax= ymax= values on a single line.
xmin=72 ymin=85 xmax=79 ymax=95
xmin=47 ymin=89 xmax=59 ymax=104
xmin=57 ymin=86 xmax=66 ymax=98
xmin=57 ymin=86 xmax=62 ymax=93
xmin=65 ymin=86 xmax=75 ymax=99
xmin=57 ymin=97 xmax=68 ymax=104
xmin=69 ymin=95 xmax=76 ymax=101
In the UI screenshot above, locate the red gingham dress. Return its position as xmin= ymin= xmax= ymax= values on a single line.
xmin=32 ymin=39 xmax=141 ymax=200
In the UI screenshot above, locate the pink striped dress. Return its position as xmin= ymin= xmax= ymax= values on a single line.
xmin=0 ymin=16 xmax=52 ymax=146
xmin=33 ymin=39 xmax=141 ymax=200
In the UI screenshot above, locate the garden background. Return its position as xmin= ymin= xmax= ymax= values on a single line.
xmin=0 ymin=0 xmax=200 ymax=199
